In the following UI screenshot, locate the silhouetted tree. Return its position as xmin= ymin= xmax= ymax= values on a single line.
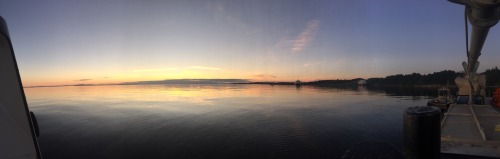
xmin=483 ymin=67 xmax=500 ymax=86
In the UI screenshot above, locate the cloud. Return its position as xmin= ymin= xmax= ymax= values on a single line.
xmin=207 ymin=0 xmax=260 ymax=35
xmin=121 ymin=79 xmax=249 ymax=85
xmin=253 ymin=74 xmax=277 ymax=79
xmin=133 ymin=66 xmax=221 ymax=72
xmin=133 ymin=68 xmax=180 ymax=72
xmin=302 ymin=61 xmax=323 ymax=68
xmin=75 ymin=79 xmax=92 ymax=81
xmin=215 ymin=0 xmax=224 ymax=12
xmin=291 ymin=20 xmax=321 ymax=52
xmin=187 ymin=66 xmax=221 ymax=70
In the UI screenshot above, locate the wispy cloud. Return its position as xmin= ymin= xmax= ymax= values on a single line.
xmin=303 ymin=60 xmax=328 ymax=67
xmin=133 ymin=68 xmax=180 ymax=72
xmin=75 ymin=79 xmax=92 ymax=82
xmin=253 ymin=74 xmax=277 ymax=79
xmin=187 ymin=66 xmax=221 ymax=70
xmin=133 ymin=66 xmax=221 ymax=72
xmin=215 ymin=0 xmax=224 ymax=12
xmin=292 ymin=20 xmax=321 ymax=52
xmin=207 ymin=0 xmax=260 ymax=35
xmin=122 ymin=79 xmax=249 ymax=85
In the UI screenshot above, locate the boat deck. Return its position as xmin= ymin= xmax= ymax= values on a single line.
xmin=441 ymin=104 xmax=500 ymax=158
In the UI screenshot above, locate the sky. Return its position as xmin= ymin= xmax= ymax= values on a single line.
xmin=1 ymin=0 xmax=500 ymax=86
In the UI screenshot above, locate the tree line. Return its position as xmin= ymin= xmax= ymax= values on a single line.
xmin=366 ymin=67 xmax=500 ymax=87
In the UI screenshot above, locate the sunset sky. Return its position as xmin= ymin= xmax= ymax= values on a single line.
xmin=2 ymin=0 xmax=500 ymax=86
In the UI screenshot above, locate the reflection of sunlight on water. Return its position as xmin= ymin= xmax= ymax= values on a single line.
xmin=25 ymin=84 xmax=376 ymax=115
xmin=24 ymin=84 xmax=393 ymax=111
xmin=24 ymin=85 xmax=425 ymax=113
xmin=26 ymin=85 xmax=244 ymax=106
xmin=24 ymin=84 xmax=432 ymax=158
xmin=24 ymin=84 xmax=429 ymax=116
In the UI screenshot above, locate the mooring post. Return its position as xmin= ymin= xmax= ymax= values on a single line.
xmin=403 ymin=106 xmax=441 ymax=159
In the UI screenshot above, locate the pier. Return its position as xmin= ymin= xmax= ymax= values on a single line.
xmin=440 ymin=104 xmax=500 ymax=158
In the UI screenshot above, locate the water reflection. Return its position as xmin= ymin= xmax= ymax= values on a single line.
xmin=367 ymin=86 xmax=457 ymax=97
xmin=25 ymin=84 xmax=430 ymax=159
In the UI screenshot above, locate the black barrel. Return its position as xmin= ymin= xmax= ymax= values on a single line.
xmin=403 ymin=106 xmax=441 ymax=159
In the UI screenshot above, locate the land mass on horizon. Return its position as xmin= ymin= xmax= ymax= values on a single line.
xmin=24 ymin=67 xmax=500 ymax=88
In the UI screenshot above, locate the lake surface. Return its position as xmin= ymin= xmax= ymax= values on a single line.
xmin=25 ymin=84 xmax=433 ymax=159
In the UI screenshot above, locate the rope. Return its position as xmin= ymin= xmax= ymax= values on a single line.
xmin=465 ymin=7 xmax=469 ymax=58
xmin=464 ymin=7 xmax=475 ymax=105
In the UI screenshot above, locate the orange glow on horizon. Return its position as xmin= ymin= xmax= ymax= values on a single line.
xmin=20 ymin=65 xmax=373 ymax=87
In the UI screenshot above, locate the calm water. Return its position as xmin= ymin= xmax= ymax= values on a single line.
xmin=25 ymin=84 xmax=432 ymax=159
